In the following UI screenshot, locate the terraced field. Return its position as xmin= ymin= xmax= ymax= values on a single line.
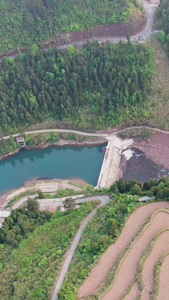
xmin=77 ymin=202 xmax=169 ymax=300
xmin=157 ymin=254 xmax=169 ymax=299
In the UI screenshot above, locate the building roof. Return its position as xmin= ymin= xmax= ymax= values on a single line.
xmin=139 ymin=196 xmax=153 ymax=202
xmin=16 ymin=136 xmax=25 ymax=142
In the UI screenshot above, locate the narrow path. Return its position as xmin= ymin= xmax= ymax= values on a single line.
xmin=2 ymin=125 xmax=169 ymax=142
xmin=51 ymin=195 xmax=110 ymax=300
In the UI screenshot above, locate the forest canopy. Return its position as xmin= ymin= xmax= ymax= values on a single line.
xmin=156 ymin=0 xmax=169 ymax=53
xmin=0 ymin=41 xmax=155 ymax=133
xmin=0 ymin=0 xmax=139 ymax=53
xmin=156 ymin=0 xmax=169 ymax=34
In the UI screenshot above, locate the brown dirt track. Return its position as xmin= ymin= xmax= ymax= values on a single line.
xmin=77 ymin=202 xmax=169 ymax=299
xmin=123 ymin=282 xmax=140 ymax=300
xmin=141 ymin=230 xmax=169 ymax=298
xmin=158 ymin=254 xmax=169 ymax=299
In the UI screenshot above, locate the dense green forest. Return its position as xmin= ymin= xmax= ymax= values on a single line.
xmin=0 ymin=41 xmax=155 ymax=134
xmin=0 ymin=198 xmax=52 ymax=246
xmin=156 ymin=0 xmax=169 ymax=53
xmin=0 ymin=201 xmax=95 ymax=299
xmin=156 ymin=0 xmax=169 ymax=34
xmin=0 ymin=0 xmax=138 ymax=54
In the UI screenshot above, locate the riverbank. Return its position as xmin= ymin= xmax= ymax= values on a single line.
xmin=0 ymin=178 xmax=88 ymax=209
xmin=0 ymin=134 xmax=107 ymax=162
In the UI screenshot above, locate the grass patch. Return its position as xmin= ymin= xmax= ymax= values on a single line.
xmin=5 ymin=189 xmax=36 ymax=208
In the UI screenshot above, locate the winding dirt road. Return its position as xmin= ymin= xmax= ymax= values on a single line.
xmin=2 ymin=125 xmax=169 ymax=142
xmin=51 ymin=195 xmax=110 ymax=300
xmin=0 ymin=0 xmax=156 ymax=63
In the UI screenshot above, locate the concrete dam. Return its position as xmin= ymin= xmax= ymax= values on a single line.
xmin=97 ymin=136 xmax=133 ymax=188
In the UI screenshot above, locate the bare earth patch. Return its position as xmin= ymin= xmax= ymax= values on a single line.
xmin=0 ymin=9 xmax=146 ymax=58
xmin=123 ymin=282 xmax=140 ymax=300
xmin=77 ymin=202 xmax=169 ymax=298
xmin=132 ymin=131 xmax=169 ymax=169
xmin=141 ymin=230 xmax=169 ymax=296
xmin=158 ymin=254 xmax=169 ymax=299
xmin=102 ymin=211 xmax=169 ymax=300
xmin=0 ymin=178 xmax=87 ymax=208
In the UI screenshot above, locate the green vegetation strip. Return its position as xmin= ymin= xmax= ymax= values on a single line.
xmin=0 ymin=132 xmax=82 ymax=158
xmin=137 ymin=227 xmax=169 ymax=291
xmin=98 ymin=208 xmax=169 ymax=299
xmin=5 ymin=189 xmax=36 ymax=208
xmin=119 ymin=280 xmax=136 ymax=300
xmin=151 ymin=251 xmax=169 ymax=300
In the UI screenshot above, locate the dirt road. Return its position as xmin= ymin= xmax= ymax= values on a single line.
xmin=51 ymin=195 xmax=110 ymax=300
xmin=0 ymin=0 xmax=157 ymax=63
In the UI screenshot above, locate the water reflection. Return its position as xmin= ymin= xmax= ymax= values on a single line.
xmin=0 ymin=144 xmax=106 ymax=195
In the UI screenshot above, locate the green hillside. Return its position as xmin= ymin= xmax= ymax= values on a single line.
xmin=0 ymin=41 xmax=155 ymax=134
xmin=0 ymin=0 xmax=139 ymax=54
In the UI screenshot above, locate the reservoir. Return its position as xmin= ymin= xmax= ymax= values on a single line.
xmin=0 ymin=144 xmax=106 ymax=195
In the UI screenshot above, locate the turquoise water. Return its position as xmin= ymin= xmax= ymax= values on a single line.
xmin=0 ymin=144 xmax=106 ymax=194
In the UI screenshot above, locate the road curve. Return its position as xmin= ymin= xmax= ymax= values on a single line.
xmin=2 ymin=128 xmax=108 ymax=140
xmin=2 ymin=125 xmax=169 ymax=143
xmin=0 ymin=0 xmax=157 ymax=63
xmin=51 ymin=195 xmax=110 ymax=300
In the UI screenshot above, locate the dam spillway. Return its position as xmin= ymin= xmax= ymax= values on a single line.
xmin=97 ymin=136 xmax=133 ymax=189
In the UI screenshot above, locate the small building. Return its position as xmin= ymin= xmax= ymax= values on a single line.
xmin=139 ymin=196 xmax=153 ymax=202
xmin=0 ymin=209 xmax=11 ymax=227
xmin=16 ymin=136 xmax=26 ymax=147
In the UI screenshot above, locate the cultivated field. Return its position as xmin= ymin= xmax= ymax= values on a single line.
xmin=77 ymin=202 xmax=169 ymax=299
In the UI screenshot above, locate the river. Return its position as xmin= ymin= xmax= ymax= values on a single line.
xmin=0 ymin=144 xmax=106 ymax=195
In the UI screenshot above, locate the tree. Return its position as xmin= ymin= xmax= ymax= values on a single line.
xmin=107 ymin=218 xmax=117 ymax=235
xmin=117 ymin=178 xmax=126 ymax=193
xmin=63 ymin=198 xmax=76 ymax=210
xmin=67 ymin=45 xmax=75 ymax=55
xmin=132 ymin=184 xmax=142 ymax=196
xmin=27 ymin=198 xmax=39 ymax=212
xmin=158 ymin=30 xmax=166 ymax=44
xmin=18 ymin=51 xmax=25 ymax=62
xmin=37 ymin=189 xmax=44 ymax=199
xmin=27 ymin=44 xmax=40 ymax=57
